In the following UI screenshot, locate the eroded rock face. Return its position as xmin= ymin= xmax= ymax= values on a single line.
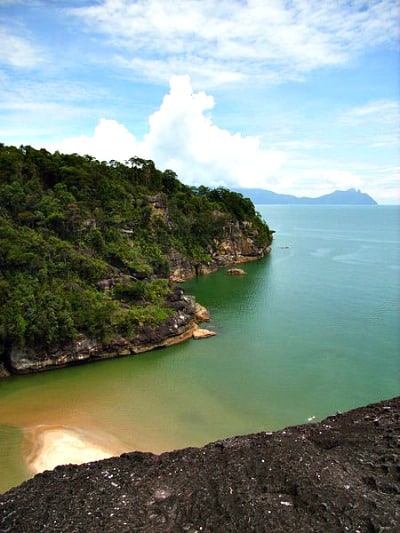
xmin=169 ymin=219 xmax=272 ymax=282
xmin=194 ymin=302 xmax=210 ymax=322
xmin=1 ymin=397 xmax=399 ymax=532
xmin=6 ymin=289 xmax=198 ymax=375
xmin=2 ymin=214 xmax=270 ymax=375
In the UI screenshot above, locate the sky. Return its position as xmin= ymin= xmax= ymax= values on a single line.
xmin=0 ymin=0 xmax=399 ymax=203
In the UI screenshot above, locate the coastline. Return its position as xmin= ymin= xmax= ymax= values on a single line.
xmin=3 ymin=397 xmax=399 ymax=531
xmin=23 ymin=425 xmax=126 ymax=475
xmin=2 ymin=251 xmax=269 ymax=378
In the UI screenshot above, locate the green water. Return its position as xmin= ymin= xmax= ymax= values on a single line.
xmin=1 ymin=205 xmax=399 ymax=492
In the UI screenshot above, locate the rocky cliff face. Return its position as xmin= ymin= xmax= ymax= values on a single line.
xmin=5 ymin=288 xmax=203 ymax=376
xmin=1 ymin=197 xmax=270 ymax=376
xmin=148 ymin=193 xmax=272 ymax=281
xmin=1 ymin=215 xmax=269 ymax=376
xmin=1 ymin=397 xmax=398 ymax=532
xmin=169 ymin=219 xmax=271 ymax=281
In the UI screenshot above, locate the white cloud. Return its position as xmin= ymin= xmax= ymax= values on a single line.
xmin=47 ymin=76 xmax=399 ymax=203
xmin=50 ymin=118 xmax=143 ymax=162
xmin=143 ymin=75 xmax=286 ymax=187
xmin=272 ymin=159 xmax=365 ymax=198
xmin=340 ymin=100 xmax=400 ymax=124
xmin=362 ymin=166 xmax=400 ymax=204
xmin=51 ymin=76 xmax=286 ymax=186
xmin=0 ymin=72 xmax=115 ymax=143
xmin=276 ymin=156 xmax=400 ymax=203
xmin=71 ymin=0 xmax=399 ymax=86
xmin=0 ymin=26 xmax=45 ymax=68
xmin=338 ymin=99 xmax=400 ymax=150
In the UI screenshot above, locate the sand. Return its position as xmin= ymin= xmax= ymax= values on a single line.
xmin=23 ymin=425 xmax=126 ymax=475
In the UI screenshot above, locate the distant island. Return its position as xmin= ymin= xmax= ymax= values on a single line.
xmin=233 ymin=187 xmax=378 ymax=205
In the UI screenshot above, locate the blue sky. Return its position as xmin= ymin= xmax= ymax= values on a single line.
xmin=0 ymin=0 xmax=399 ymax=203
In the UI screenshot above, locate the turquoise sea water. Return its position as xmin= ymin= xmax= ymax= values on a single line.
xmin=0 ymin=205 xmax=399 ymax=492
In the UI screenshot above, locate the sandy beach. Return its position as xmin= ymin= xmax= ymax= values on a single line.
xmin=23 ymin=425 xmax=126 ymax=475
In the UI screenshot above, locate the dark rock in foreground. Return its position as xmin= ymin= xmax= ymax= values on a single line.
xmin=1 ymin=397 xmax=399 ymax=532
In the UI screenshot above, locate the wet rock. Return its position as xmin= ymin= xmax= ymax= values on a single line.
xmin=227 ymin=267 xmax=246 ymax=275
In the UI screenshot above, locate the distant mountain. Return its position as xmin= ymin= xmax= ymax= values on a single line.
xmin=233 ymin=188 xmax=377 ymax=205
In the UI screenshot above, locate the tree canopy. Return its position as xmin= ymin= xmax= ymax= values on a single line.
xmin=0 ymin=143 xmax=272 ymax=363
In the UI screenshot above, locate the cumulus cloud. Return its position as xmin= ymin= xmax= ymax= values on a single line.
xmin=50 ymin=76 xmax=399 ymax=203
xmin=144 ymin=75 xmax=286 ymax=187
xmin=72 ymin=0 xmax=399 ymax=86
xmin=52 ymin=118 xmax=143 ymax=162
xmin=51 ymin=76 xmax=286 ymax=187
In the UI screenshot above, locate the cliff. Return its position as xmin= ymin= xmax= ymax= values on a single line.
xmin=6 ymin=288 xmax=203 ymax=375
xmin=146 ymin=191 xmax=271 ymax=282
xmin=1 ymin=397 xmax=398 ymax=531
xmin=0 ymin=145 xmax=272 ymax=376
xmin=169 ymin=218 xmax=271 ymax=281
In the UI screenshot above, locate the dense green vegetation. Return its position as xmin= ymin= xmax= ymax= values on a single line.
xmin=0 ymin=143 xmax=272 ymax=364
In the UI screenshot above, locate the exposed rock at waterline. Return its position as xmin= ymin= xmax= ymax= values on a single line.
xmin=194 ymin=302 xmax=211 ymax=322
xmin=6 ymin=288 xmax=199 ymax=375
xmin=192 ymin=328 xmax=217 ymax=340
xmin=169 ymin=220 xmax=271 ymax=282
xmin=227 ymin=267 xmax=246 ymax=275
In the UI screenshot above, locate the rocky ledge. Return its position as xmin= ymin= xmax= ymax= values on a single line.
xmin=1 ymin=397 xmax=399 ymax=532
xmin=169 ymin=219 xmax=272 ymax=282
xmin=4 ymin=288 xmax=209 ymax=376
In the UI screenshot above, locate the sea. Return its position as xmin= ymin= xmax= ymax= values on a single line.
xmin=0 ymin=205 xmax=399 ymax=493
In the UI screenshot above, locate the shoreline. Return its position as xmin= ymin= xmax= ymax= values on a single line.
xmin=3 ymin=397 xmax=399 ymax=531
xmin=23 ymin=425 xmax=125 ymax=475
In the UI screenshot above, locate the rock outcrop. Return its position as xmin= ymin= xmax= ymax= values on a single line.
xmin=192 ymin=327 xmax=217 ymax=340
xmin=169 ymin=219 xmax=271 ymax=282
xmin=227 ymin=267 xmax=246 ymax=275
xmin=2 ymin=218 xmax=267 ymax=376
xmin=6 ymin=288 xmax=201 ymax=375
xmin=194 ymin=303 xmax=210 ymax=322
xmin=1 ymin=397 xmax=399 ymax=532
xmin=1 ymin=204 xmax=270 ymax=376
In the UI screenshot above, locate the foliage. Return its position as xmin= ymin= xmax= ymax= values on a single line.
xmin=0 ymin=143 xmax=272 ymax=363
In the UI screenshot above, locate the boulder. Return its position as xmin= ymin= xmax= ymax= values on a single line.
xmin=192 ymin=328 xmax=216 ymax=340
xmin=227 ymin=267 xmax=246 ymax=275
xmin=195 ymin=303 xmax=210 ymax=322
